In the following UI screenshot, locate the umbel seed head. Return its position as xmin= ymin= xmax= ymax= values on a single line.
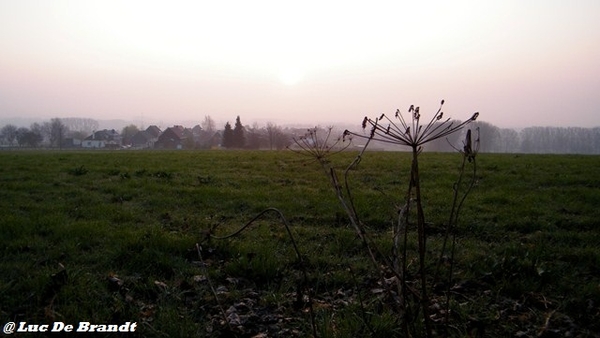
xmin=345 ymin=99 xmax=479 ymax=149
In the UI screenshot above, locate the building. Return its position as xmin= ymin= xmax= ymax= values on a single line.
xmin=154 ymin=126 xmax=189 ymax=149
xmin=130 ymin=125 xmax=161 ymax=149
xmin=82 ymin=129 xmax=122 ymax=149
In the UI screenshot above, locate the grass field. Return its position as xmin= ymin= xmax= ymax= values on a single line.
xmin=1 ymin=150 xmax=599 ymax=337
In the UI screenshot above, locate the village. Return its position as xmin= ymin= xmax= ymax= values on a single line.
xmin=78 ymin=125 xmax=214 ymax=150
xmin=0 ymin=116 xmax=307 ymax=151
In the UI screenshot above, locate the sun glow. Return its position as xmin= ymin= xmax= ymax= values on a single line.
xmin=278 ymin=67 xmax=305 ymax=86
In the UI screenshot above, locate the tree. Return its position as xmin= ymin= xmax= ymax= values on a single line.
xmin=498 ymin=128 xmax=520 ymax=153
xmin=222 ymin=122 xmax=234 ymax=148
xmin=0 ymin=124 xmax=18 ymax=146
xmin=265 ymin=122 xmax=279 ymax=150
xmin=245 ymin=123 xmax=263 ymax=149
xmin=201 ymin=115 xmax=216 ymax=134
xmin=61 ymin=118 xmax=99 ymax=136
xmin=30 ymin=123 xmax=46 ymax=146
xmin=233 ymin=116 xmax=245 ymax=148
xmin=16 ymin=127 xmax=28 ymax=147
xmin=44 ymin=118 xmax=68 ymax=148
xmin=121 ymin=124 xmax=140 ymax=146
xmin=195 ymin=115 xmax=218 ymax=148
xmin=266 ymin=123 xmax=291 ymax=150
xmin=273 ymin=128 xmax=292 ymax=150
xmin=473 ymin=121 xmax=501 ymax=152
xmin=16 ymin=127 xmax=43 ymax=147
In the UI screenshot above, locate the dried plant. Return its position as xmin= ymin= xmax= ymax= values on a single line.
xmin=290 ymin=102 xmax=479 ymax=337
xmin=437 ymin=127 xmax=480 ymax=335
xmin=288 ymin=126 xmax=352 ymax=166
xmin=350 ymin=100 xmax=479 ymax=149
xmin=345 ymin=100 xmax=479 ymax=337
xmin=289 ymin=127 xmax=382 ymax=271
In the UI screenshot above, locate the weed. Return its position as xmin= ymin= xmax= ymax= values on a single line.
xmin=290 ymin=101 xmax=480 ymax=336
xmin=67 ymin=165 xmax=88 ymax=176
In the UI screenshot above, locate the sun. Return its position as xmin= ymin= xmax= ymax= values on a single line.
xmin=278 ymin=67 xmax=305 ymax=86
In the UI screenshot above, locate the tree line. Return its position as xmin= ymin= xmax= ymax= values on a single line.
xmin=421 ymin=121 xmax=600 ymax=154
xmin=1 ymin=117 xmax=599 ymax=154
xmin=0 ymin=118 xmax=96 ymax=149
xmin=220 ymin=116 xmax=291 ymax=150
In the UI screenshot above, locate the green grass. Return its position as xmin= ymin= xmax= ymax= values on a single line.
xmin=0 ymin=150 xmax=599 ymax=337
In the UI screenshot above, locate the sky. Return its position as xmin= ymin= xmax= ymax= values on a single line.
xmin=1 ymin=0 xmax=599 ymax=129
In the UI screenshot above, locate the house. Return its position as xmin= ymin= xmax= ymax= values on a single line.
xmin=130 ymin=131 xmax=153 ymax=149
xmin=130 ymin=125 xmax=161 ymax=149
xmin=154 ymin=126 xmax=189 ymax=149
xmin=145 ymin=125 xmax=161 ymax=138
xmin=62 ymin=137 xmax=82 ymax=149
xmin=82 ymin=129 xmax=122 ymax=149
xmin=201 ymin=130 xmax=222 ymax=149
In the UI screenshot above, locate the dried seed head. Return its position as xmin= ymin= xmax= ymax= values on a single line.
xmin=362 ymin=117 xmax=368 ymax=129
xmin=409 ymin=105 xmax=414 ymax=112
xmin=441 ymin=99 xmax=445 ymax=105
xmin=437 ymin=112 xmax=444 ymax=120
xmin=380 ymin=113 xmax=385 ymax=120
xmin=465 ymin=129 xmax=472 ymax=147
xmin=471 ymin=112 xmax=479 ymax=121
xmin=386 ymin=125 xmax=390 ymax=134
xmin=405 ymin=126 xmax=410 ymax=134
xmin=342 ymin=131 xmax=353 ymax=142
xmin=463 ymin=129 xmax=473 ymax=159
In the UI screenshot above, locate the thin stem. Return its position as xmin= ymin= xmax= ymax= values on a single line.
xmin=435 ymin=154 xmax=467 ymax=282
xmin=195 ymin=243 xmax=232 ymax=332
xmin=411 ymin=146 xmax=433 ymax=338
xmin=210 ymin=208 xmax=317 ymax=337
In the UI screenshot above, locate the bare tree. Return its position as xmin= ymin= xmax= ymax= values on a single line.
xmin=473 ymin=121 xmax=502 ymax=152
xmin=265 ymin=122 xmax=291 ymax=150
xmin=61 ymin=118 xmax=99 ymax=136
xmin=498 ymin=128 xmax=520 ymax=153
xmin=245 ymin=122 xmax=263 ymax=149
xmin=201 ymin=115 xmax=216 ymax=134
xmin=265 ymin=122 xmax=279 ymax=150
xmin=16 ymin=127 xmax=43 ymax=147
xmin=46 ymin=118 xmax=69 ymax=149
xmin=30 ymin=123 xmax=46 ymax=146
xmin=0 ymin=124 xmax=18 ymax=146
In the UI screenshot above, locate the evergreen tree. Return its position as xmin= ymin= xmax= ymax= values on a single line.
xmin=222 ymin=122 xmax=234 ymax=148
xmin=233 ymin=116 xmax=245 ymax=148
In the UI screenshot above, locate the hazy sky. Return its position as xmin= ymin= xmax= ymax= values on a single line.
xmin=1 ymin=1 xmax=599 ymax=128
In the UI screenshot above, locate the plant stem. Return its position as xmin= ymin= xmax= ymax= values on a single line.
xmin=412 ymin=146 xmax=432 ymax=338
